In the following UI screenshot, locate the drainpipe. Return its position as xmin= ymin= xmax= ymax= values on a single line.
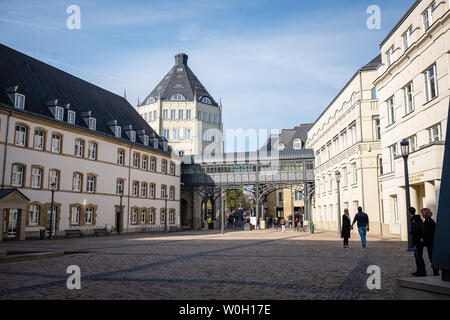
xmin=127 ymin=146 xmax=132 ymax=233
xmin=358 ymin=71 xmax=366 ymax=208
xmin=1 ymin=112 xmax=12 ymax=188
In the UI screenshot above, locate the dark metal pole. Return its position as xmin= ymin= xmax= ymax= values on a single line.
xmin=165 ymin=197 xmax=168 ymax=233
xmin=48 ymin=188 xmax=55 ymax=240
xmin=221 ymin=187 xmax=225 ymax=235
xmin=403 ymin=156 xmax=413 ymax=251
xmin=119 ymin=193 xmax=123 ymax=235
xmin=337 ymin=180 xmax=341 ymax=237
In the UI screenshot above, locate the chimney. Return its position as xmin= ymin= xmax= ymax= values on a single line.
xmin=174 ymin=53 xmax=188 ymax=65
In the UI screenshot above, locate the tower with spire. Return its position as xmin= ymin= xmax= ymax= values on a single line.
xmin=137 ymin=53 xmax=223 ymax=156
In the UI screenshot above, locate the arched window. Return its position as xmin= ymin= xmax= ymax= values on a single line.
xmin=12 ymin=164 xmax=25 ymax=187
xmin=170 ymin=94 xmax=185 ymax=101
xmin=87 ymin=175 xmax=96 ymax=193
xmin=293 ymin=139 xmax=302 ymax=150
xmin=15 ymin=124 xmax=28 ymax=147
xmin=278 ymin=144 xmax=285 ymax=151
xmin=200 ymin=96 xmax=212 ymax=105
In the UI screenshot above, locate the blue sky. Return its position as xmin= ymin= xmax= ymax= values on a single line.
xmin=0 ymin=0 xmax=414 ymax=151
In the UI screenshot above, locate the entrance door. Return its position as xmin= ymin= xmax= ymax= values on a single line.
xmin=116 ymin=212 xmax=121 ymax=234
xmin=7 ymin=209 xmax=18 ymax=238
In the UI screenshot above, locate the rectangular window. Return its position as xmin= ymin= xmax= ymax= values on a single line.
xmin=386 ymin=46 xmax=394 ymax=66
xmin=162 ymin=160 xmax=167 ymax=174
xmin=390 ymin=144 xmax=397 ymax=172
xmin=203 ymin=112 xmax=207 ymax=121
xmin=387 ymin=97 xmax=396 ymax=125
xmin=29 ymin=205 xmax=40 ymax=226
xmin=171 ymin=110 xmax=176 ymax=119
xmin=423 ymin=2 xmax=436 ymax=31
xmin=88 ymin=142 xmax=97 ymax=160
xmin=197 ymin=111 xmax=202 ymax=120
xmin=163 ymin=110 xmax=168 ymax=119
xmin=55 ymin=107 xmax=64 ymax=121
xmin=74 ymin=140 xmax=84 ymax=157
xmin=141 ymin=183 xmax=148 ymax=198
xmin=179 ymin=110 xmax=184 ymax=119
xmin=402 ymin=26 xmax=412 ymax=51
xmin=150 ymin=184 xmax=155 ymax=199
xmin=117 ymin=150 xmax=124 ymax=165
xmin=49 ymin=170 xmax=59 ymax=189
xmin=51 ymin=134 xmax=61 ymax=153
xmin=428 ymin=123 xmax=442 ymax=142
xmin=133 ymin=153 xmax=140 ymax=168
xmin=85 ymin=208 xmax=93 ymax=225
xmin=425 ymin=64 xmax=438 ymax=101
xmin=87 ymin=175 xmax=95 ymax=193
xmin=12 ymin=165 xmax=24 ymax=187
xmin=14 ymin=94 xmax=25 ymax=109
xmin=150 ymin=158 xmax=156 ymax=172
xmin=132 ymin=181 xmax=139 ymax=197
xmin=278 ymin=192 xmax=283 ymax=202
xmin=114 ymin=126 xmax=121 ymax=138
xmin=407 ymin=135 xmax=418 ymax=153
xmin=186 ymin=110 xmax=191 ymax=119
xmin=73 ymin=173 xmax=82 ymax=192
xmin=404 ymin=82 xmax=414 ymax=114
xmin=161 ymin=210 xmax=166 ymax=224
xmin=141 ymin=209 xmax=146 ymax=224
xmin=34 ymin=130 xmax=45 ymax=150
xmin=129 ymin=131 xmax=136 ymax=142
xmin=350 ymin=124 xmax=357 ymax=145
xmin=391 ymin=195 xmax=399 ymax=223
xmin=142 ymin=156 xmax=148 ymax=170
xmin=116 ymin=179 xmax=124 ymax=195
xmin=15 ymin=125 xmax=27 ymax=146
xmin=343 ymin=167 xmax=348 ymax=187
xmin=150 ymin=209 xmax=155 ymax=224
xmin=163 ymin=129 xmax=170 ymax=139
xmin=68 ymin=111 xmax=76 ymax=124
xmin=173 ymin=129 xmax=180 ymax=140
xmin=71 ymin=207 xmax=80 ymax=225
xmin=31 ymin=168 xmax=42 ymax=189
xmin=184 ymin=129 xmax=191 ymax=139
xmin=352 ymin=163 xmax=358 ymax=185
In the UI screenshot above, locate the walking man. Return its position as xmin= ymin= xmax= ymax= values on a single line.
xmin=280 ymin=218 xmax=286 ymax=233
xmin=410 ymin=207 xmax=426 ymax=277
xmin=351 ymin=207 xmax=369 ymax=250
xmin=421 ymin=208 xmax=439 ymax=276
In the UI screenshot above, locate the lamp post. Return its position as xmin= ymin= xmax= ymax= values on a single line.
xmin=335 ymin=171 xmax=342 ymax=237
xmin=400 ymin=139 xmax=413 ymax=251
xmin=48 ymin=182 xmax=56 ymax=240
xmin=164 ymin=194 xmax=168 ymax=233
xmin=118 ymin=187 xmax=123 ymax=235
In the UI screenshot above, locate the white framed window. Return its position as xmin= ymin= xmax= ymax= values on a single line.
xmin=74 ymin=139 xmax=84 ymax=157
xmin=391 ymin=195 xmax=399 ymax=223
xmin=114 ymin=126 xmax=121 ymax=138
xmin=170 ymin=94 xmax=185 ymax=101
xmin=162 ymin=160 xmax=167 ymax=174
xmin=12 ymin=164 xmax=24 ymax=187
xmin=132 ymin=181 xmax=139 ymax=197
xmin=386 ymin=46 xmax=394 ymax=66
xmin=73 ymin=173 xmax=82 ymax=192
xmin=14 ymin=93 xmax=25 ymax=109
xmin=293 ymin=139 xmax=302 ymax=150
xmin=178 ymin=110 xmax=184 ymax=119
xmin=163 ymin=129 xmax=170 ymax=139
xmin=141 ymin=209 xmax=146 ymax=224
xmin=87 ymin=175 xmax=96 ymax=193
xmin=132 ymin=208 xmax=138 ymax=224
xmin=186 ymin=110 xmax=191 ymax=119
xmin=389 ymin=144 xmax=397 ymax=172
xmin=116 ymin=179 xmax=124 ymax=195
xmin=160 ymin=209 xmax=166 ymax=224
xmin=352 ymin=163 xmax=358 ymax=185
xmin=428 ymin=123 xmax=442 ymax=143
xmin=55 ymin=106 xmax=64 ymax=121
xmin=343 ymin=167 xmax=348 ymax=187
xmin=133 ymin=153 xmax=140 ymax=168
xmin=404 ymin=82 xmax=414 ymax=114
xmin=407 ymin=135 xmax=418 ymax=153
xmin=425 ymin=64 xmax=438 ymax=101
xmin=129 ymin=131 xmax=136 ymax=142
xmin=85 ymin=207 xmax=93 ymax=225
xmin=350 ymin=124 xmax=357 ymax=145
xmin=169 ymin=210 xmax=175 ymax=224
xmin=51 ymin=134 xmax=61 ymax=153
xmin=117 ymin=149 xmax=124 ymax=165
xmin=169 ymin=186 xmax=175 ymax=200
xmin=142 ymin=156 xmax=148 ymax=170
xmin=49 ymin=169 xmax=59 ymax=189
xmin=141 ymin=183 xmax=148 ymax=198
xmin=402 ymin=26 xmax=413 ymax=51
xmin=34 ymin=130 xmax=45 ymax=150
xmin=197 ymin=111 xmax=202 ymax=120
xmin=173 ymin=129 xmax=180 ymax=140
xmin=88 ymin=118 xmax=96 ymax=131
xmin=170 ymin=162 xmax=175 ymax=175
xmin=31 ymin=167 xmax=43 ymax=189
xmin=15 ymin=125 xmax=27 ymax=146
xmin=143 ymin=135 xmax=149 ymax=146
xmin=387 ymin=97 xmax=396 ymax=125
xmin=29 ymin=205 xmax=40 ymax=226
xmin=68 ymin=110 xmax=76 ymax=124
xmin=171 ymin=110 xmax=176 ymax=119
xmin=88 ymin=142 xmax=97 ymax=160
xmin=163 ymin=109 xmax=168 ymax=119
xmin=150 ymin=157 xmax=156 ymax=172
xmin=278 ymin=144 xmax=285 ymax=151
xmin=161 ymin=185 xmax=167 ymax=199
xmin=150 ymin=184 xmax=155 ymax=199
xmin=184 ymin=129 xmax=191 ymax=140
xmin=71 ymin=206 xmax=81 ymax=225
xmin=150 ymin=209 xmax=155 ymax=224
xmin=423 ymin=2 xmax=436 ymax=31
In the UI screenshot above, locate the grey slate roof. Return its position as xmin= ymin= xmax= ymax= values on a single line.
xmin=0 ymin=43 xmax=170 ymax=154
xmin=260 ymin=123 xmax=314 ymax=152
xmin=0 ymin=189 xmax=30 ymax=201
xmin=141 ymin=53 xmax=218 ymax=107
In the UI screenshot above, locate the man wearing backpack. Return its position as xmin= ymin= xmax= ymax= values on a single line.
xmin=409 ymin=207 xmax=426 ymax=277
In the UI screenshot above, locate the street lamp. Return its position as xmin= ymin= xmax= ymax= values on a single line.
xmin=48 ymin=182 xmax=56 ymax=240
xmin=335 ymin=170 xmax=342 ymax=237
xmin=118 ymin=187 xmax=123 ymax=235
xmin=400 ymin=139 xmax=414 ymax=251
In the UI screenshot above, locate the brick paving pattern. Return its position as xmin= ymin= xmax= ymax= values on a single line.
xmin=0 ymin=230 xmax=431 ymax=300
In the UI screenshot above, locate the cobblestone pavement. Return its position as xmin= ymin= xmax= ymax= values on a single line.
xmin=0 ymin=230 xmax=432 ymax=300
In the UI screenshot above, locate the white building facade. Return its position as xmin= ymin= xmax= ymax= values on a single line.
xmin=0 ymin=44 xmax=181 ymax=240
xmin=306 ymin=56 xmax=386 ymax=234
xmin=374 ymin=0 xmax=449 ymax=240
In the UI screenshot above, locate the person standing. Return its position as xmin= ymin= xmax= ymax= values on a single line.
xmin=421 ymin=208 xmax=439 ymax=276
xmin=351 ymin=207 xmax=369 ymax=250
xmin=409 ymin=207 xmax=426 ymax=277
xmin=341 ymin=209 xmax=352 ymax=250
xmin=280 ymin=218 xmax=286 ymax=233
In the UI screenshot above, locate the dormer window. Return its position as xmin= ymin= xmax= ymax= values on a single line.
xmin=148 ymin=97 xmax=156 ymax=104
xmin=14 ymin=93 xmax=25 ymax=109
xmin=143 ymin=135 xmax=149 ymax=146
xmin=55 ymin=106 xmax=64 ymax=121
xmin=115 ymin=126 xmax=121 ymax=138
xmin=67 ymin=110 xmax=76 ymax=124
xmin=170 ymin=94 xmax=185 ymax=101
xmin=200 ymin=96 xmax=212 ymax=105
xmin=130 ymin=131 xmax=136 ymax=142
xmin=88 ymin=118 xmax=96 ymax=130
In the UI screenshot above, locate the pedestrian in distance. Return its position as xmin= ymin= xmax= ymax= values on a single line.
xmin=421 ymin=208 xmax=439 ymax=276
xmin=341 ymin=208 xmax=352 ymax=250
xmin=410 ymin=207 xmax=427 ymax=277
xmin=351 ymin=207 xmax=370 ymax=250
xmin=280 ymin=218 xmax=286 ymax=233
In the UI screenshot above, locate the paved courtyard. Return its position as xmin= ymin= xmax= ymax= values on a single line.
xmin=0 ymin=230 xmax=430 ymax=300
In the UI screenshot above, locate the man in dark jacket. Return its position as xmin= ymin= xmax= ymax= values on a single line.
xmin=421 ymin=208 xmax=439 ymax=276
xmin=352 ymin=207 xmax=369 ymax=249
xmin=409 ymin=207 xmax=426 ymax=277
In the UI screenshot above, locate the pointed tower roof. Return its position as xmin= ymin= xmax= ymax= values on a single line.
xmin=142 ymin=53 xmax=218 ymax=107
